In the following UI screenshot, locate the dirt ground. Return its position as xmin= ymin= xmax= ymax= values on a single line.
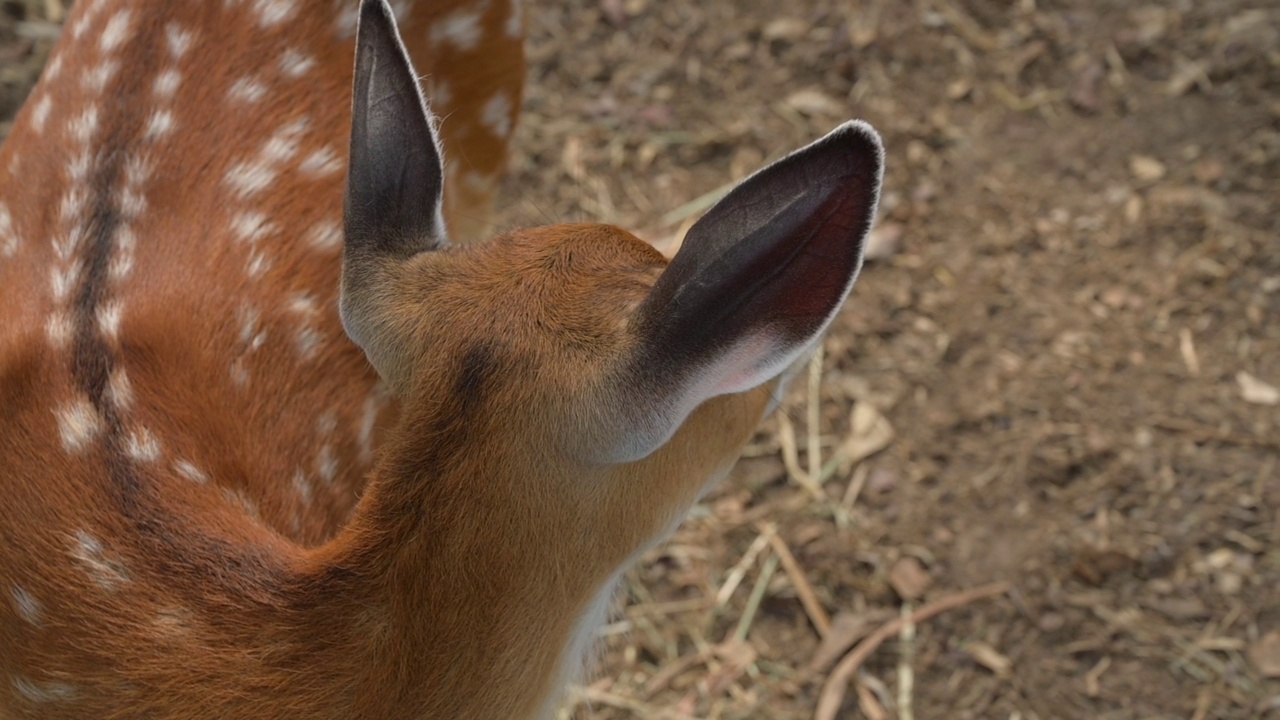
xmin=2 ymin=1 xmax=1277 ymax=718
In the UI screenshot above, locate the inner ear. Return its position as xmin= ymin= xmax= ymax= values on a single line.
xmin=592 ymin=121 xmax=884 ymax=464
xmin=344 ymin=0 xmax=447 ymax=259
xmin=340 ymin=0 xmax=449 ymax=393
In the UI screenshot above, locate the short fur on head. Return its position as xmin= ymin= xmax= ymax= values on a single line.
xmin=332 ymin=8 xmax=884 ymax=715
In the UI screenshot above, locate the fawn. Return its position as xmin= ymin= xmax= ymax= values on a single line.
xmin=0 ymin=0 xmax=883 ymax=717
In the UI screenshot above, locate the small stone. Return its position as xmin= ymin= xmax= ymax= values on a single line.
xmin=1129 ymin=155 xmax=1167 ymax=182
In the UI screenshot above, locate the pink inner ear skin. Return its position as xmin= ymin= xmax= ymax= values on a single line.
xmin=710 ymin=330 xmax=786 ymax=397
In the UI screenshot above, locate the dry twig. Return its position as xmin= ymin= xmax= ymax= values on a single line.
xmin=758 ymin=523 xmax=832 ymax=637
xmin=814 ymin=582 xmax=1011 ymax=720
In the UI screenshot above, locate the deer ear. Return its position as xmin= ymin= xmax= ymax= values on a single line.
xmin=341 ymin=0 xmax=446 ymax=390
xmin=602 ymin=121 xmax=884 ymax=462
xmin=344 ymin=0 xmax=446 ymax=256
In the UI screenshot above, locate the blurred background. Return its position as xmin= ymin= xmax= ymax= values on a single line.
xmin=2 ymin=1 xmax=1276 ymax=718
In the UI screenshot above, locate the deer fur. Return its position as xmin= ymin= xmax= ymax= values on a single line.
xmin=0 ymin=1 xmax=883 ymax=717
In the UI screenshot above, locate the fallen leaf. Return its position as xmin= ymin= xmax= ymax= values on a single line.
xmin=864 ymin=221 xmax=903 ymax=260
xmin=1237 ymin=371 xmax=1280 ymax=406
xmin=1167 ymin=56 xmax=1210 ymax=96
xmin=763 ymin=18 xmax=808 ymax=43
xmin=1071 ymin=547 xmax=1136 ymax=586
xmin=835 ymin=403 xmax=895 ymax=469
xmin=1248 ymin=631 xmax=1280 ymax=678
xmin=785 ymin=89 xmax=845 ymax=117
xmin=888 ymin=556 xmax=932 ymax=601
xmin=849 ymin=18 xmax=877 ymax=49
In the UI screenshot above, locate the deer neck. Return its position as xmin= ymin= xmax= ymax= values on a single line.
xmin=285 ymin=366 xmax=772 ymax=718
xmin=293 ymin=398 xmax=606 ymax=719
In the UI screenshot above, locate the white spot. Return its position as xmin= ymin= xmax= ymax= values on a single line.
xmin=69 ymin=8 xmax=95 ymax=39
xmin=296 ymin=326 xmax=322 ymax=360
xmin=12 ymin=677 xmax=76 ymax=703
xmin=228 ymin=77 xmax=267 ymax=103
xmin=51 ymin=265 xmax=79 ymax=302
xmin=99 ymin=9 xmax=134 ymax=53
xmin=292 ymin=469 xmax=312 ymax=503
xmin=230 ymin=211 xmax=276 ymax=242
xmin=238 ymin=305 xmax=263 ymax=346
xmin=255 ymin=0 xmax=297 ymax=27
xmin=225 ymin=119 xmax=308 ymax=197
xmin=81 ymin=59 xmax=120 ymax=93
xmin=233 ymin=302 xmax=268 ymax=384
xmin=432 ymin=10 xmax=483 ymax=50
xmin=279 ymin=48 xmax=315 ymax=77
xmin=224 ymin=161 xmax=277 ymax=199
xmin=56 ymin=398 xmax=104 ymax=452
xmin=287 ymin=293 xmax=318 ymax=316
xmin=358 ymin=389 xmax=384 ymax=462
xmin=0 ymin=203 xmax=18 ymax=256
xmin=67 ymin=148 xmax=92 ymax=183
xmin=230 ymin=359 xmax=250 ymax=387
xmin=46 ymin=311 xmax=73 ymax=347
xmin=316 ymin=411 xmax=338 ymax=436
xmin=125 ymin=426 xmax=162 ymax=463
xmin=10 ymin=586 xmax=41 ymax=624
xmin=246 ymin=248 xmax=272 ymax=278
xmin=262 ymin=128 xmax=304 ymax=165
xmin=222 ymin=488 xmax=261 ymax=520
xmin=154 ymin=68 xmax=182 ymax=98
xmin=334 ymin=5 xmax=358 ymax=38
xmin=153 ymin=606 xmax=193 ymax=636
xmin=44 ymin=53 xmax=63 ymax=81
xmin=165 ymin=24 xmax=194 ymax=57
xmin=54 ymin=225 xmax=88 ymax=262
xmin=506 ymin=0 xmax=523 ymax=37
xmin=144 ymin=109 xmax=176 ymax=140
xmin=480 ymin=92 xmax=513 ymax=138
xmin=316 ymin=444 xmax=337 ymax=484
xmin=463 ymin=171 xmax=499 ymax=195
xmin=31 ymin=95 xmax=52 ymax=133
xmin=68 ymin=106 xmax=100 ymax=144
xmin=426 ymin=80 xmax=452 ymax=109
xmin=97 ymin=300 xmax=123 ymax=340
xmin=109 ymin=226 xmax=136 ymax=281
xmin=70 ymin=530 xmax=128 ymax=589
xmin=305 ymin=220 xmax=342 ymax=251
xmin=119 ymin=185 xmax=147 ymax=218
xmin=299 ymin=146 xmax=342 ymax=177
xmin=106 ymin=367 xmax=134 ymax=410
xmin=59 ymin=186 xmax=87 ymax=222
xmin=124 ymin=155 xmax=153 ymax=186
xmin=174 ymin=459 xmax=209 ymax=484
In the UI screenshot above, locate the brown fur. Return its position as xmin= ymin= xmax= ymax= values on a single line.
xmin=0 ymin=1 xmax=781 ymax=718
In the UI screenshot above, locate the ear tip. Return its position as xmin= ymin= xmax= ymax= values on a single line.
xmin=358 ymin=0 xmax=397 ymax=37
xmin=826 ymin=120 xmax=886 ymax=175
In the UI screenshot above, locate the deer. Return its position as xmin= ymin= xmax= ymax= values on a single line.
xmin=0 ymin=0 xmax=884 ymax=717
